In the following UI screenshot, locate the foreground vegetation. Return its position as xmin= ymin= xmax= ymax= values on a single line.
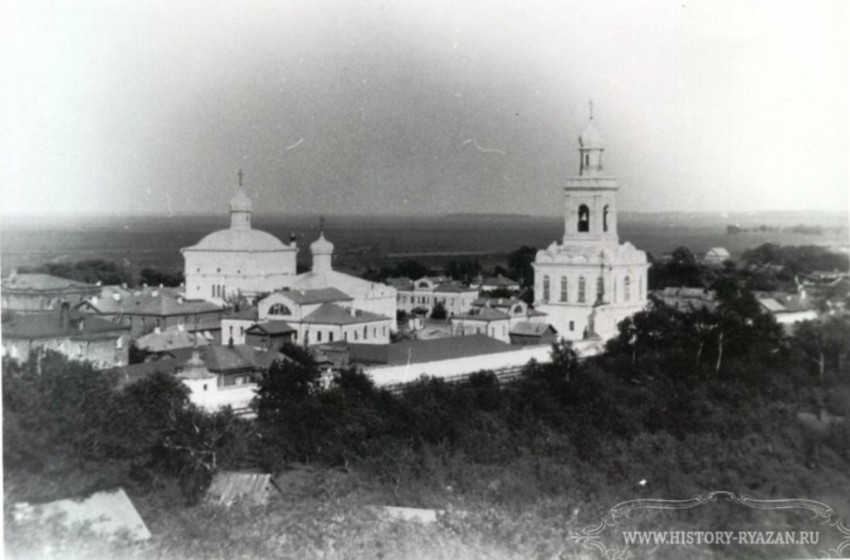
xmin=5 ymin=247 xmax=850 ymax=558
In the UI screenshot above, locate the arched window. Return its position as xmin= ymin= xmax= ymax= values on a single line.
xmin=578 ymin=276 xmax=586 ymax=303
xmin=578 ymin=205 xmax=590 ymax=233
xmin=603 ymin=205 xmax=610 ymax=232
xmin=624 ymin=276 xmax=631 ymax=302
xmin=513 ymin=304 xmax=523 ymax=314
xmin=560 ymin=276 xmax=568 ymax=302
xmin=542 ymin=275 xmax=550 ymax=302
xmin=268 ymin=303 xmax=292 ymax=316
xmin=363 ymin=325 xmax=368 ymax=339
xmin=597 ymin=276 xmax=604 ymax=302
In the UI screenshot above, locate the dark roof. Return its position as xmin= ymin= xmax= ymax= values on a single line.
xmin=226 ymin=306 xmax=260 ymax=321
xmin=303 ymin=303 xmax=388 ymax=325
xmin=452 ymin=307 xmax=510 ymax=322
xmin=472 ymin=297 xmax=525 ymax=309
xmin=434 ymin=282 xmax=477 ymax=294
xmin=1 ymin=273 xmax=100 ymax=294
xmin=274 ymin=287 xmax=352 ymax=305
xmin=2 ymin=310 xmax=128 ymax=340
xmin=246 ymin=320 xmax=296 ymax=335
xmin=479 ymin=274 xmax=519 ymax=287
xmin=386 ymin=277 xmax=414 ymax=291
xmin=510 ymin=322 xmax=557 ymax=336
xmin=83 ymin=290 xmax=222 ymax=317
xmin=341 ymin=335 xmax=514 ymax=366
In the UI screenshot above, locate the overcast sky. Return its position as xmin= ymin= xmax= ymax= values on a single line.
xmin=2 ymin=0 xmax=848 ymax=217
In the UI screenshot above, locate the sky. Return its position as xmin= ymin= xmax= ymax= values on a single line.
xmin=2 ymin=0 xmax=848 ymax=217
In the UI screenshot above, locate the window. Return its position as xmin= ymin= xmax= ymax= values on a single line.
xmin=354 ymin=331 xmax=358 ymax=341
xmin=597 ymin=276 xmax=604 ymax=302
xmin=268 ymin=303 xmax=292 ymax=316
xmin=560 ymin=276 xmax=568 ymax=302
xmin=569 ymin=321 xmax=575 ymax=331
xmin=578 ymin=205 xmax=590 ymax=232
xmin=203 ymin=384 xmax=208 ymax=391
xmin=344 ymin=332 xmax=348 ymax=341
xmin=211 ymin=285 xmax=215 ymax=298
xmin=316 ymin=331 xmax=322 ymax=342
xmin=578 ymin=276 xmax=586 ymax=303
xmin=624 ymin=276 xmax=631 ymax=302
xmin=543 ymin=275 xmax=550 ymax=302
xmin=603 ymin=205 xmax=609 ymax=232
xmin=363 ymin=326 xmax=368 ymax=339
xmin=382 ymin=326 xmax=386 ymax=336
xmin=513 ymin=305 xmax=523 ymax=314
xmin=116 ymin=337 xmax=123 ymax=349
xmin=329 ymin=332 xmax=334 ymax=342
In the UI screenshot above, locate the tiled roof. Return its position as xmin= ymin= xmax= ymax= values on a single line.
xmin=203 ymin=344 xmax=257 ymax=373
xmin=2 ymin=273 xmax=100 ymax=293
xmin=246 ymin=320 xmax=295 ymax=335
xmin=2 ymin=310 xmax=128 ymax=340
xmin=274 ymin=287 xmax=352 ymax=305
xmin=303 ymin=303 xmax=388 ymax=325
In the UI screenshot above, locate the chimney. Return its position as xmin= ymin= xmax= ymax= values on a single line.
xmin=60 ymin=302 xmax=70 ymax=331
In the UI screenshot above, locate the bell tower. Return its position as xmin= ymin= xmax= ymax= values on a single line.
xmin=563 ymin=102 xmax=618 ymax=245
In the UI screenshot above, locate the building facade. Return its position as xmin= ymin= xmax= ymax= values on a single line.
xmin=533 ymin=113 xmax=649 ymax=340
xmin=182 ymin=186 xmax=298 ymax=305
xmin=1 ymin=273 xmax=101 ymax=314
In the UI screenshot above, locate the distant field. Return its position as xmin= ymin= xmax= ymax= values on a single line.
xmin=1 ymin=211 xmax=846 ymax=277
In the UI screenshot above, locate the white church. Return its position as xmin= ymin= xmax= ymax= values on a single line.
xmin=533 ymin=112 xmax=649 ymax=341
xmin=182 ymin=176 xmax=396 ymax=327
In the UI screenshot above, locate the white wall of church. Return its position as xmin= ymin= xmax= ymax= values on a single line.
xmin=184 ymin=250 xmax=296 ymax=303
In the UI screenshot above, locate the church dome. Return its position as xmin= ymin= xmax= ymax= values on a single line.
xmin=310 ymin=232 xmax=334 ymax=255
xmin=579 ymin=121 xmax=605 ymax=148
xmin=191 ymin=229 xmax=288 ymax=252
xmin=230 ymin=190 xmax=252 ymax=212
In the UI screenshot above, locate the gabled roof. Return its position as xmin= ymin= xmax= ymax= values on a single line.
xmin=272 ymin=287 xmax=352 ymax=305
xmin=303 ymin=303 xmax=388 ymax=325
xmin=1 ymin=273 xmax=100 ymax=294
xmin=705 ymin=247 xmax=730 ymax=257
xmin=2 ymin=310 xmax=128 ymax=340
xmin=510 ymin=322 xmax=557 ymax=336
xmin=245 ymin=320 xmax=296 ymax=335
xmin=203 ymin=344 xmax=258 ymax=373
xmin=292 ymin=270 xmax=395 ymax=298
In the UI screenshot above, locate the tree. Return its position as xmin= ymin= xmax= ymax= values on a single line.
xmin=507 ymin=246 xmax=537 ymax=287
xmin=139 ymin=267 xmax=184 ymax=287
xmin=431 ymin=301 xmax=448 ymax=320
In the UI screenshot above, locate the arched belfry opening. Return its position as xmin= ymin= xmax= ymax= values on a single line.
xmin=578 ymin=205 xmax=590 ymax=233
xmin=603 ymin=205 xmax=610 ymax=232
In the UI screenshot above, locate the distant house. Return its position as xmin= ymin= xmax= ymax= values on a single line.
xmin=391 ymin=276 xmax=479 ymax=318
xmin=221 ymin=306 xmax=260 ymax=345
xmin=451 ymin=297 xmax=547 ymax=343
xmin=1 ymin=303 xmax=130 ymax=368
xmin=244 ymin=321 xmax=296 ymax=350
xmin=509 ymin=322 xmax=558 ymax=346
xmin=756 ymin=294 xmax=818 ymax=332
xmin=1 ymin=272 xmax=101 ymax=314
xmin=475 ymin=274 xmax=521 ymax=293
xmin=258 ymin=288 xmax=391 ymax=345
xmin=77 ymin=285 xmax=223 ymax=340
xmin=703 ymin=247 xmax=731 ymax=266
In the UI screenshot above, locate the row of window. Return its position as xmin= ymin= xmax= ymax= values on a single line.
xmin=542 ymin=275 xmax=639 ymax=303
xmin=212 ymin=284 xmax=226 ymax=299
xmin=303 ymin=324 xmax=387 ymax=344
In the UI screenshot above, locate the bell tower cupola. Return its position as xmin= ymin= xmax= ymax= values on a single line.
xmin=229 ymin=169 xmax=252 ymax=230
